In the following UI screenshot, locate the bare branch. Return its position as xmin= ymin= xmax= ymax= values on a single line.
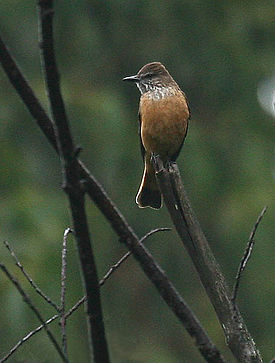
xmin=3 ymin=241 xmax=60 ymax=312
xmin=232 ymin=206 xmax=268 ymax=303
xmin=152 ymin=156 xmax=263 ymax=363
xmin=0 ymin=264 xmax=68 ymax=363
xmin=0 ymin=29 xmax=225 ymax=362
xmin=100 ymin=228 xmax=171 ymax=286
xmin=1 ymin=227 xmax=225 ymax=363
xmin=63 ymin=229 xmax=173 ymax=317
xmin=79 ymin=165 xmax=226 ymax=361
xmin=60 ymin=228 xmax=72 ymax=357
xmin=37 ymin=1 xmax=110 ymax=362
xmin=1 ymin=229 xmax=169 ymax=362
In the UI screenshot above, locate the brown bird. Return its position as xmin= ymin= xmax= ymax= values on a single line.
xmin=123 ymin=62 xmax=190 ymax=209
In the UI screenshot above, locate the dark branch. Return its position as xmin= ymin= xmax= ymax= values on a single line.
xmin=37 ymin=1 xmax=110 ymax=362
xmin=0 ymin=32 xmax=224 ymax=362
xmin=232 ymin=206 xmax=267 ymax=303
xmin=0 ymin=264 xmax=68 ymax=363
xmin=153 ymin=156 xmax=263 ymax=363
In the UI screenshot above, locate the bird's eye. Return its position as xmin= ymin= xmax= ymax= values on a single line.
xmin=143 ymin=72 xmax=153 ymax=79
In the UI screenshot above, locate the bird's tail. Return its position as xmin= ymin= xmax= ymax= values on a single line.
xmin=136 ymin=161 xmax=162 ymax=209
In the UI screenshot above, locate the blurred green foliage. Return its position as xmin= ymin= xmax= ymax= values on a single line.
xmin=0 ymin=0 xmax=274 ymax=362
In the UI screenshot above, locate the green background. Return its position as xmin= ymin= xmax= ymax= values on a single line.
xmin=0 ymin=1 xmax=274 ymax=362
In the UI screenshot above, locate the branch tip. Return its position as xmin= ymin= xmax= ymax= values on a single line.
xmin=232 ymin=206 xmax=268 ymax=303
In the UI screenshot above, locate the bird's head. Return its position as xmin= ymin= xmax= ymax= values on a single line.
xmin=123 ymin=62 xmax=176 ymax=94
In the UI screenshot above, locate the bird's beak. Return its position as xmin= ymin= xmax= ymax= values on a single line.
xmin=122 ymin=75 xmax=140 ymax=82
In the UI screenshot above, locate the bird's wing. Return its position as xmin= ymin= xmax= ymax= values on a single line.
xmin=171 ymin=91 xmax=191 ymax=161
xmin=181 ymin=91 xmax=191 ymax=119
xmin=138 ymin=109 xmax=146 ymax=161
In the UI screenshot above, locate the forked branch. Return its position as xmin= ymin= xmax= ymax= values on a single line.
xmin=0 ymin=30 xmax=226 ymax=362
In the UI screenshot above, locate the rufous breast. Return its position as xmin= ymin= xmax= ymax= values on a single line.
xmin=139 ymin=89 xmax=189 ymax=159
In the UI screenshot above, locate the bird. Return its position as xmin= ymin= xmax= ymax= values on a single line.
xmin=123 ymin=62 xmax=190 ymax=209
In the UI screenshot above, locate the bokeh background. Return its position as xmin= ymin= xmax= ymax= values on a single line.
xmin=0 ymin=1 xmax=274 ymax=362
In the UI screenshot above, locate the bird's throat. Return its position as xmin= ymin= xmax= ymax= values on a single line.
xmin=138 ymin=84 xmax=177 ymax=100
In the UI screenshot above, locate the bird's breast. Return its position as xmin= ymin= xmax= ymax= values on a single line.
xmin=139 ymin=91 xmax=189 ymax=159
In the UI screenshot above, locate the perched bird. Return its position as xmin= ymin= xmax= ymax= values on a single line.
xmin=123 ymin=62 xmax=190 ymax=209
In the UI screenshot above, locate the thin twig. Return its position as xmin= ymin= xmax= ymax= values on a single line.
xmin=100 ymin=228 xmax=171 ymax=286
xmin=0 ymin=264 xmax=68 ymax=363
xmin=0 ymin=228 xmax=170 ymax=362
xmin=232 ymin=206 xmax=268 ymax=303
xmin=3 ymin=241 xmax=60 ymax=312
xmin=60 ymin=228 xmax=72 ymax=357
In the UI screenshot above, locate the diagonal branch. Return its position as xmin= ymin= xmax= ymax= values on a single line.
xmin=232 ymin=206 xmax=267 ymax=303
xmin=0 ymin=31 xmax=225 ymax=362
xmin=153 ymin=156 xmax=263 ymax=363
xmin=37 ymin=1 xmax=110 ymax=362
